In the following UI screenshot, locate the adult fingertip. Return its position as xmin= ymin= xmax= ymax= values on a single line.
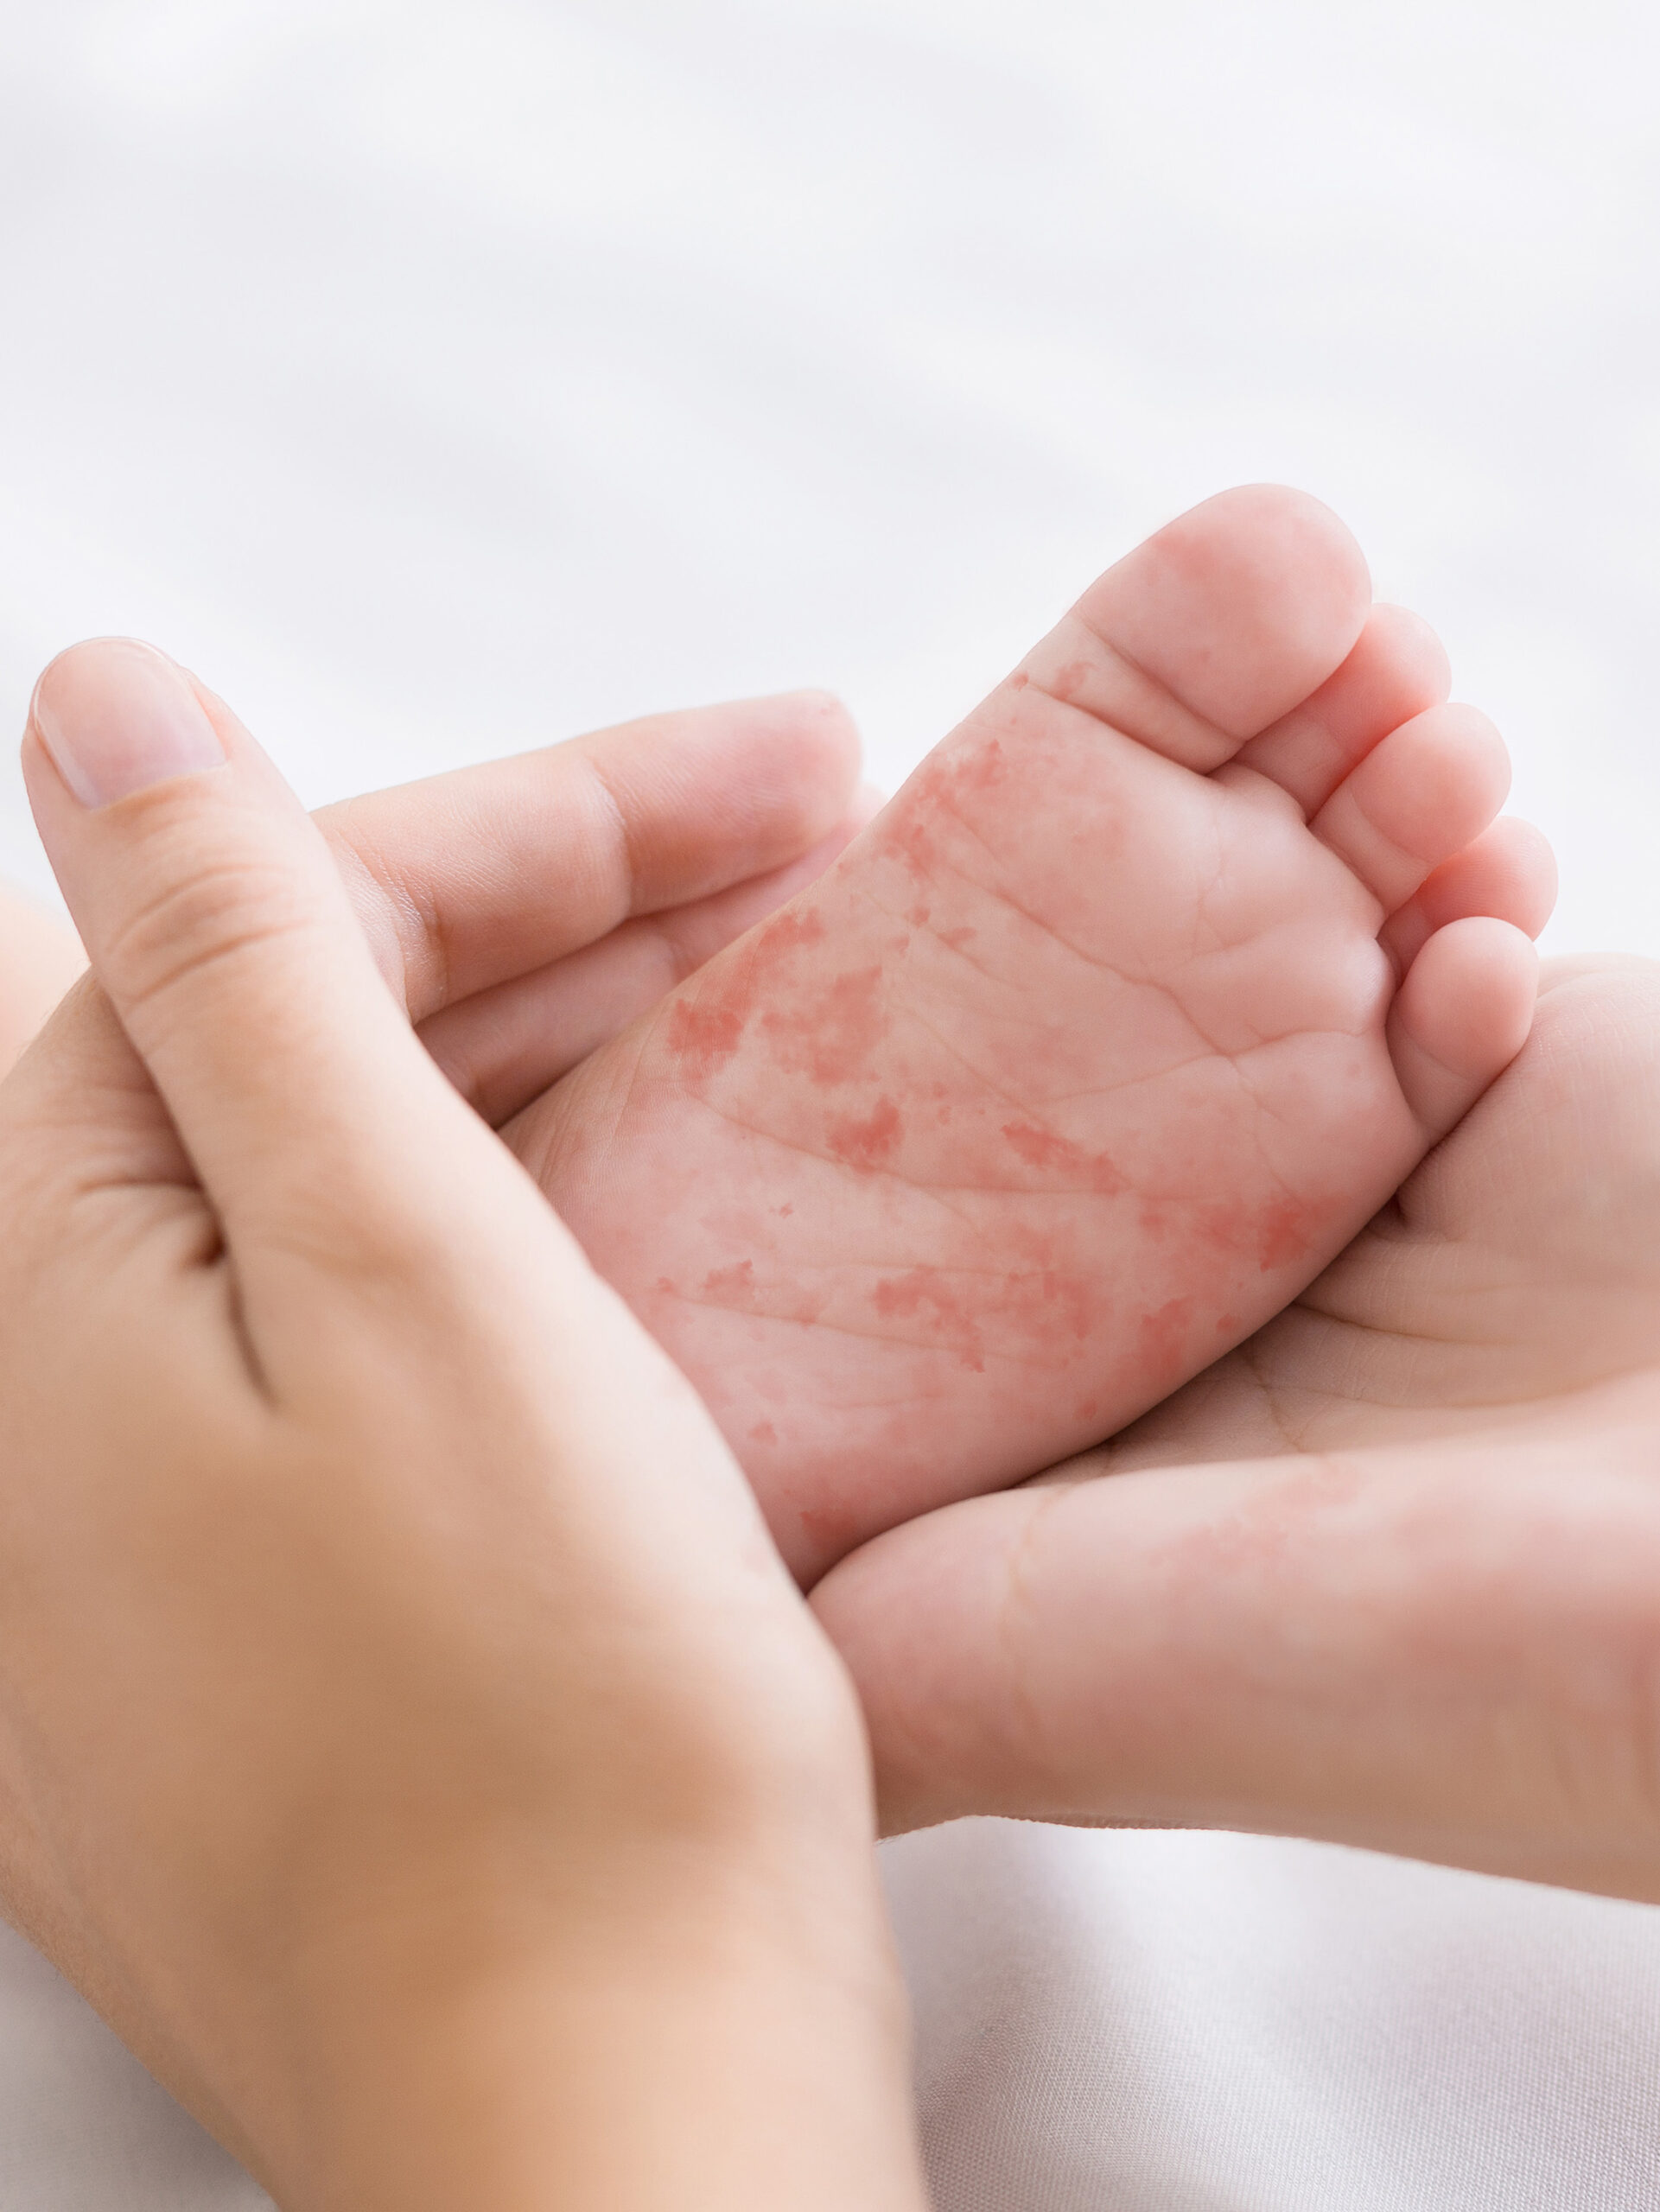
xmin=762 ymin=689 xmax=864 ymax=817
xmin=29 ymin=640 xmax=225 ymax=810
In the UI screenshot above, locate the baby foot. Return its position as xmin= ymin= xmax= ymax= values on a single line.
xmin=513 ymin=487 xmax=1539 ymax=1579
xmin=1087 ymin=950 xmax=1660 ymax=1479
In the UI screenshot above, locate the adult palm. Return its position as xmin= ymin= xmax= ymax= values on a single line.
xmin=817 ymin=955 xmax=1660 ymax=1904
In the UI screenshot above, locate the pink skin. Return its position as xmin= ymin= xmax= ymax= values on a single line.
xmin=0 ymin=887 xmax=86 ymax=1068
xmin=513 ymin=487 xmax=1549 ymax=1583
xmin=0 ymin=688 xmax=875 ymax=1097
xmin=0 ymin=504 xmax=1549 ymax=1605
xmin=812 ymin=959 xmax=1660 ymax=1895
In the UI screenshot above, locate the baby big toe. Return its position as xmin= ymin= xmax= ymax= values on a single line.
xmin=1021 ymin=485 xmax=1371 ymax=773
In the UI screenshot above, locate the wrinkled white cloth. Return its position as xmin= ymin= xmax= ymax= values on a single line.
xmin=1 ymin=4 xmax=1658 ymax=2203
xmin=887 ymin=1824 xmax=1660 ymax=2211
xmin=3 ymin=1822 xmax=1660 ymax=2211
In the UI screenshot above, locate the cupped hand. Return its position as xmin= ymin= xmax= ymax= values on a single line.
xmin=817 ymin=954 xmax=1660 ymax=1903
xmin=0 ymin=641 xmax=923 ymax=2212
xmin=0 ymin=674 xmax=874 ymax=1096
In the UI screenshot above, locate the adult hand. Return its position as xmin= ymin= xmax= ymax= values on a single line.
xmin=0 ymin=883 xmax=86 ymax=1069
xmin=0 ymin=675 xmax=874 ymax=1093
xmin=0 ymin=640 xmax=924 ymax=2211
xmin=818 ymin=953 xmax=1660 ymax=1905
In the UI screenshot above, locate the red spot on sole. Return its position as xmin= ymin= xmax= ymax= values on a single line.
xmin=1135 ymin=1295 xmax=1195 ymax=1376
xmin=759 ymin=963 xmax=890 ymax=1087
xmin=1048 ymin=658 xmax=1093 ymax=703
xmin=872 ymin=1268 xmax=987 ymax=1372
xmin=665 ymin=992 xmax=749 ymax=1085
xmin=1196 ymin=1197 xmax=1318 ymax=1273
xmin=1002 ymin=1122 xmax=1126 ymax=1194
xmin=665 ymin=906 xmax=828 ymax=1083
xmin=1254 ymin=1198 xmax=1313 ymax=1273
xmin=826 ymin=1095 xmax=902 ymax=1169
xmin=766 ymin=908 xmax=828 ymax=952
xmin=702 ymin=1259 xmax=756 ymax=1302
xmin=947 ymin=735 xmax=1009 ymax=796
xmin=871 ymin=775 xmax=942 ymax=878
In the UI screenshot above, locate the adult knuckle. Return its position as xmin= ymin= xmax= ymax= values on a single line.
xmin=262 ymin=1179 xmax=461 ymax=1307
xmin=321 ymin=817 xmax=429 ymax=1010
xmin=576 ymin=753 xmax=639 ymax=925
xmin=103 ymin=852 xmax=312 ymax=1026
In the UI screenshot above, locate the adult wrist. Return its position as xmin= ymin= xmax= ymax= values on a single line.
xmin=250 ymin=1842 xmax=928 ymax=2212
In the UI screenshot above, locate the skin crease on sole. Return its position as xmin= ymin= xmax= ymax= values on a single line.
xmin=811 ymin=959 xmax=1660 ymax=1872
xmin=1070 ymin=952 xmax=1659 ymax=1472
xmin=512 ymin=486 xmax=1548 ymax=1582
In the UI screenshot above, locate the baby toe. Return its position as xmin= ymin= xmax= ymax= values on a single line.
xmin=1235 ymin=603 xmax=1453 ymax=817
xmin=1310 ymin=702 xmax=1511 ymax=917
xmin=1388 ymin=915 xmax=1539 ymax=1140
xmin=1019 ymin=485 xmax=1371 ymax=773
xmin=1380 ymin=817 xmax=1557 ymax=976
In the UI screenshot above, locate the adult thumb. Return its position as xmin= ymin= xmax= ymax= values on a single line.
xmin=23 ymin=639 xmax=485 ymax=1256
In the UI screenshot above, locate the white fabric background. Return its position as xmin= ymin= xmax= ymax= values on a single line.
xmin=0 ymin=2 xmax=1658 ymax=2202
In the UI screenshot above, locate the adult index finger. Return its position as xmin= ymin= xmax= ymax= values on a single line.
xmin=815 ymin=1428 xmax=1660 ymax=1897
xmin=319 ymin=690 xmax=862 ymax=1020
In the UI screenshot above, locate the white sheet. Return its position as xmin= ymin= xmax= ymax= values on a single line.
xmin=1 ymin=3 xmax=1657 ymax=2202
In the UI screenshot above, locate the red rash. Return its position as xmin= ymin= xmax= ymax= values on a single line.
xmin=1045 ymin=658 xmax=1094 ymax=704
xmin=874 ymin=797 xmax=939 ymax=880
xmin=943 ymin=734 xmax=1010 ymax=797
xmin=1193 ymin=1194 xmax=1317 ymax=1273
xmin=871 ymin=1268 xmax=986 ymax=1372
xmin=760 ymin=964 xmax=890 ymax=1088
xmin=825 ymin=1096 xmax=903 ymax=1170
xmin=868 ymin=1265 xmax=1107 ymax=1374
xmin=1135 ymin=1294 xmax=1195 ymax=1376
xmin=1253 ymin=1196 xmax=1315 ymax=1272
xmin=665 ymin=987 xmax=749 ymax=1085
xmin=1001 ymin=1121 xmax=1127 ymax=1194
xmin=665 ymin=906 xmax=829 ymax=1083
